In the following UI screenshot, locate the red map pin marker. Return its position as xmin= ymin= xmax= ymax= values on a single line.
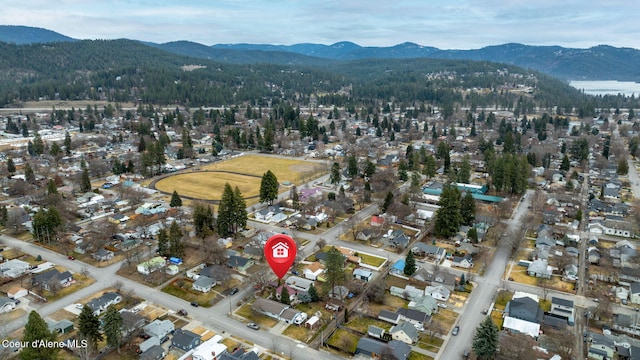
xmin=264 ymin=234 xmax=297 ymax=279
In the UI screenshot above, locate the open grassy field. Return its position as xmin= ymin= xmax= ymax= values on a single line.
xmin=155 ymin=171 xmax=261 ymax=201
xmin=154 ymin=155 xmax=327 ymax=201
xmin=202 ymin=155 xmax=327 ymax=183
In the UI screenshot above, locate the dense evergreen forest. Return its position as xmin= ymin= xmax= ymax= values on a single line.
xmin=0 ymin=39 xmax=639 ymax=113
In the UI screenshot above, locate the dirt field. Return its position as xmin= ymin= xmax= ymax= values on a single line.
xmin=154 ymin=155 xmax=327 ymax=201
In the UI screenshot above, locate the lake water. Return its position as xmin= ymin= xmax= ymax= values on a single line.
xmin=569 ymin=80 xmax=640 ymax=96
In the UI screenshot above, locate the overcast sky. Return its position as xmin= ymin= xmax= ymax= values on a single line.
xmin=3 ymin=0 xmax=639 ymax=49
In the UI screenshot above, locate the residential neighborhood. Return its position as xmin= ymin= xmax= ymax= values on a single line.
xmin=0 ymin=70 xmax=639 ymax=360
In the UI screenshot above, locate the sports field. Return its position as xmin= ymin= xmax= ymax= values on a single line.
xmin=153 ymin=155 xmax=327 ymax=201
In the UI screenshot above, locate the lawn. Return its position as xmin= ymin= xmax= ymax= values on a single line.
xmin=326 ymin=328 xmax=359 ymax=354
xmin=155 ymin=171 xmax=261 ymax=201
xmin=202 ymin=154 xmax=327 ymax=183
xmin=161 ymin=278 xmax=219 ymax=307
xmin=356 ymin=253 xmax=387 ymax=268
xmin=408 ymin=352 xmax=434 ymax=360
xmin=509 ymin=265 xmax=537 ymax=285
xmin=235 ymin=303 xmax=278 ymax=328
xmin=44 ymin=274 xmax=96 ymax=302
xmin=344 ymin=315 xmax=392 ymax=334
xmin=221 ymin=338 xmax=240 ymax=352
xmin=283 ymin=324 xmax=312 ymax=342
xmin=416 ymin=334 xmax=444 ymax=352
xmin=431 ymin=308 xmax=458 ymax=333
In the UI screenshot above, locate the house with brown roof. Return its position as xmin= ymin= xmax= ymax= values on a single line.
xmin=303 ymin=262 xmax=324 ymax=280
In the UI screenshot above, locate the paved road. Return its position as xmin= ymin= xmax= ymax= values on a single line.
xmin=0 ymin=234 xmax=343 ymax=360
xmin=438 ymin=189 xmax=533 ymax=359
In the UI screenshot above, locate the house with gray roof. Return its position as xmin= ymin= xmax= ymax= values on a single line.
xmin=47 ymin=319 xmax=74 ymax=334
xmin=139 ymin=344 xmax=165 ymax=360
xmin=171 ymin=328 xmax=202 ymax=351
xmin=588 ymin=333 xmax=616 ymax=359
xmin=143 ymin=319 xmax=174 ymax=340
xmin=0 ymin=297 xmax=17 ymax=313
xmin=93 ymin=248 xmax=114 ymax=262
xmin=0 ymin=259 xmax=30 ymax=278
xmin=425 ymin=285 xmax=451 ymax=302
xmin=367 ymin=325 xmax=386 ymax=340
xmin=396 ymin=308 xmax=430 ymax=326
xmin=378 ymin=309 xmax=400 ymax=325
xmin=355 ymin=338 xmax=410 ymax=360
xmin=408 ymin=295 xmax=438 ymax=316
xmin=527 ymin=259 xmax=552 ymax=278
xmin=389 ymin=322 xmax=419 ymax=345
xmin=411 ymin=243 xmax=446 ymax=262
xmin=227 ymin=255 xmax=254 ymax=273
xmin=353 ymin=268 xmax=373 ymax=282
xmin=86 ymin=292 xmax=121 ymax=316
xmin=219 ymin=348 xmax=260 ymax=360
xmin=193 ymin=275 xmax=216 ymax=293
xmin=31 ymin=269 xmax=73 ymax=291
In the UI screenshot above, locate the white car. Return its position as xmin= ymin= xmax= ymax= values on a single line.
xmin=438 ymin=303 xmax=448 ymax=308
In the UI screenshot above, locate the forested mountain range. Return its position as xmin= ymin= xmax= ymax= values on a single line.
xmin=0 ymin=27 xmax=637 ymax=115
xmin=2 ymin=25 xmax=640 ymax=81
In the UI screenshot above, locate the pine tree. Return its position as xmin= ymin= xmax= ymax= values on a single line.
xmin=218 ymin=183 xmax=235 ymax=237
xmin=78 ymin=304 xmax=103 ymax=350
xmin=308 ymin=283 xmax=320 ymax=302
xmin=280 ymin=286 xmax=291 ymax=305
xmin=460 ymin=191 xmax=476 ymax=225
xmin=24 ymin=163 xmax=35 ymax=183
xmin=193 ymin=202 xmax=216 ymax=238
xmin=347 ymin=155 xmax=358 ymax=178
xmin=434 ymin=184 xmax=462 ymax=238
xmin=168 ymin=220 xmax=184 ymax=258
xmin=80 ymin=167 xmax=91 ymax=192
xmin=404 ymin=251 xmax=416 ymax=276
xmin=64 ymin=131 xmax=72 ymax=155
xmin=103 ymin=305 xmax=123 ymax=351
xmin=259 ymin=170 xmax=278 ymax=205
xmin=6 ymin=157 xmax=15 ymax=174
xmin=323 ymin=247 xmax=346 ymax=298
xmin=473 ymin=316 xmax=499 ymax=359
xmin=21 ymin=311 xmax=59 ymax=360
xmin=170 ymin=191 xmax=183 ymax=207
xmin=290 ymin=186 xmax=300 ymax=210
xmin=330 ymin=162 xmax=341 ymax=185
xmin=157 ymin=228 xmax=169 ymax=256
xmin=459 ymin=273 xmax=466 ymax=286
xmin=233 ymin=186 xmax=248 ymax=233
xmin=381 ymin=191 xmax=394 ymax=213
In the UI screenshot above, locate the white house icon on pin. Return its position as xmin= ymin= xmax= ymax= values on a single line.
xmin=272 ymin=242 xmax=289 ymax=258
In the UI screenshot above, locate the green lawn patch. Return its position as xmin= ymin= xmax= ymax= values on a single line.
xmin=357 ymin=253 xmax=387 ymax=267
xmin=345 ymin=315 xmax=391 ymax=334
xmin=161 ymin=278 xmax=218 ymax=308
xmin=408 ymin=351 xmax=434 ymax=360
xmin=327 ymin=328 xmax=359 ymax=354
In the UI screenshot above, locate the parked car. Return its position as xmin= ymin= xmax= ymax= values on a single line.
xmin=178 ymin=309 xmax=188 ymax=316
xmin=481 ymin=309 xmax=488 ymax=315
xmin=190 ymin=302 xmax=199 ymax=307
xmin=247 ymin=323 xmax=260 ymax=330
xmin=68 ymin=256 xmax=75 ymax=260
xmin=452 ymin=326 xmax=459 ymax=336
xmin=229 ymin=288 xmax=239 ymax=295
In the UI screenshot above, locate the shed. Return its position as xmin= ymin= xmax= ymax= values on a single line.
xmin=305 ymin=315 xmax=320 ymax=329
xmin=7 ymin=287 xmax=28 ymax=299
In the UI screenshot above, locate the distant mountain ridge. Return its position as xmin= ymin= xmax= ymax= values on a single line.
xmin=2 ymin=25 xmax=640 ymax=81
xmin=0 ymin=25 xmax=75 ymax=44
